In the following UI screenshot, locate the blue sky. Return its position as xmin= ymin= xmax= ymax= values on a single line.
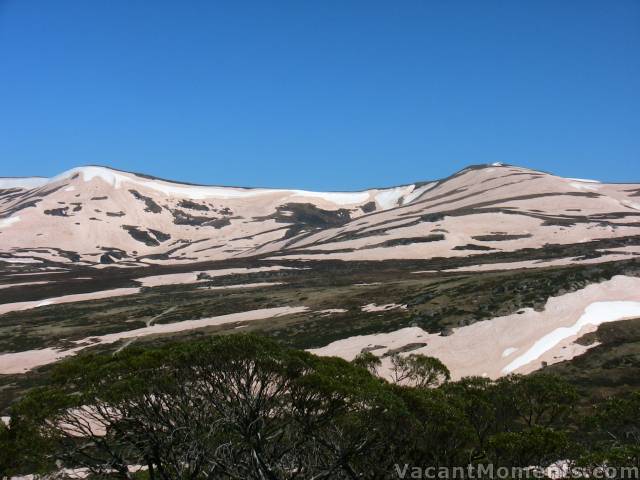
xmin=0 ymin=1 xmax=638 ymax=189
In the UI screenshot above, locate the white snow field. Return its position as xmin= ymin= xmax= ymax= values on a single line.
xmin=502 ymin=301 xmax=640 ymax=373
xmin=1 ymin=163 xmax=639 ymax=267
xmin=309 ymin=275 xmax=640 ymax=380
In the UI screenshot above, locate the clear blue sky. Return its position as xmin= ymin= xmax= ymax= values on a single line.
xmin=1 ymin=0 xmax=638 ymax=189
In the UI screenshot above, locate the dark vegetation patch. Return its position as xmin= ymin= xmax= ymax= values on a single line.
xmin=171 ymin=209 xmax=231 ymax=228
xmin=106 ymin=211 xmax=125 ymax=217
xmin=99 ymin=248 xmax=129 ymax=264
xmin=137 ymin=238 xmax=208 ymax=261
xmin=3 ymin=334 xmax=631 ymax=478
xmin=43 ymin=207 xmax=69 ymax=217
xmin=0 ymin=185 xmax=66 ymax=218
xmin=363 ymin=234 xmax=445 ymax=249
xmin=49 ymin=248 xmax=80 ymax=262
xmin=382 ymin=342 xmax=428 ymax=357
xmin=10 ymin=247 xmax=80 ymax=263
xmin=453 ymin=244 xmax=495 ymax=251
xmin=0 ymin=256 xmax=639 ymax=414
xmin=265 ymin=203 xmax=352 ymax=239
xmin=128 ymin=189 xmax=162 ymax=213
xmin=545 ymin=318 xmax=640 ymax=401
xmin=0 ymin=199 xmax=43 ymax=218
xmin=360 ymin=201 xmax=377 ymax=213
xmin=99 ymin=253 xmax=116 ymax=264
xmin=177 ymin=199 xmax=210 ymax=211
xmin=421 ymin=212 xmax=445 ymax=222
xmin=472 ymin=234 xmax=533 ymax=241
xmin=122 ymin=225 xmax=160 ymax=246
xmin=90 ymin=196 xmax=108 ymax=201
xmin=148 ymin=229 xmax=171 ymax=242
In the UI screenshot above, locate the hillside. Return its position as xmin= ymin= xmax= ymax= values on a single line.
xmin=2 ymin=163 xmax=639 ymax=269
xmin=1 ymin=163 xmax=640 ymax=412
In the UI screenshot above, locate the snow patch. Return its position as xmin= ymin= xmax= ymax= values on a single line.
xmin=0 ymin=306 xmax=309 ymax=373
xmin=198 ymin=282 xmax=284 ymax=290
xmin=569 ymin=182 xmax=600 ymax=191
xmin=0 ymin=257 xmax=42 ymax=264
xmin=46 ymin=166 xmax=372 ymax=205
xmin=375 ymin=186 xmax=414 ymax=210
xmin=0 ymin=281 xmax=50 ymax=290
xmin=293 ymin=190 xmax=371 ymax=205
xmin=361 ymin=303 xmax=407 ymax=312
xmin=136 ymin=266 xmax=298 ymax=287
xmin=567 ymin=178 xmax=601 ymax=184
xmin=0 ymin=288 xmax=141 ymax=316
xmin=49 ymin=166 xmax=130 ymax=189
xmin=621 ymin=200 xmax=640 ymax=211
xmin=0 ymin=177 xmax=48 ymax=189
xmin=503 ymin=301 xmax=640 ymax=373
xmin=0 ymin=216 xmax=21 ymax=229
xmin=501 ymin=347 xmax=518 ymax=358
xmin=401 ymin=182 xmax=437 ymax=205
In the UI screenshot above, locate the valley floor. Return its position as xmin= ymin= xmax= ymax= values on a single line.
xmin=1 ymin=245 xmax=640 ymax=412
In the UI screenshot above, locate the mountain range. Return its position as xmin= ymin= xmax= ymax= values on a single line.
xmin=2 ymin=163 xmax=639 ymax=268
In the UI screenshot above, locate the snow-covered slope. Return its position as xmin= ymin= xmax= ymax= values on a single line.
xmin=265 ymin=164 xmax=640 ymax=262
xmin=1 ymin=164 xmax=639 ymax=269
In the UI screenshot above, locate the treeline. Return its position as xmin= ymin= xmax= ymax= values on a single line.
xmin=1 ymin=334 xmax=638 ymax=479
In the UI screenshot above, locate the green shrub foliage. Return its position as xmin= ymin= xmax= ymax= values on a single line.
xmin=1 ymin=334 xmax=637 ymax=479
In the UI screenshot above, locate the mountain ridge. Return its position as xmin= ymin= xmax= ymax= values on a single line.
xmin=1 ymin=162 xmax=639 ymax=270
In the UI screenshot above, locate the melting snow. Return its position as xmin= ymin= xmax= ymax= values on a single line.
xmin=401 ymin=182 xmax=436 ymax=205
xmin=198 ymin=282 xmax=284 ymax=290
xmin=361 ymin=303 xmax=407 ymax=312
xmin=0 ymin=306 xmax=309 ymax=374
xmin=0 ymin=257 xmax=43 ymax=264
xmin=0 ymin=177 xmax=48 ymax=189
xmin=0 ymin=216 xmax=21 ymax=229
xmin=136 ymin=266 xmax=298 ymax=287
xmin=0 ymin=281 xmax=50 ymax=290
xmin=567 ymin=178 xmax=601 ymax=184
xmin=501 ymin=347 xmax=518 ymax=358
xmin=374 ymin=186 xmax=414 ymax=210
xmin=0 ymin=288 xmax=141 ymax=316
xmin=43 ymin=166 xmax=373 ymax=205
xmin=569 ymin=182 xmax=600 ymax=191
xmin=503 ymin=301 xmax=640 ymax=373
xmin=622 ymin=200 xmax=640 ymax=211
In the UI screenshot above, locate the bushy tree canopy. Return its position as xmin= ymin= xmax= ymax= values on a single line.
xmin=0 ymin=335 xmax=636 ymax=479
